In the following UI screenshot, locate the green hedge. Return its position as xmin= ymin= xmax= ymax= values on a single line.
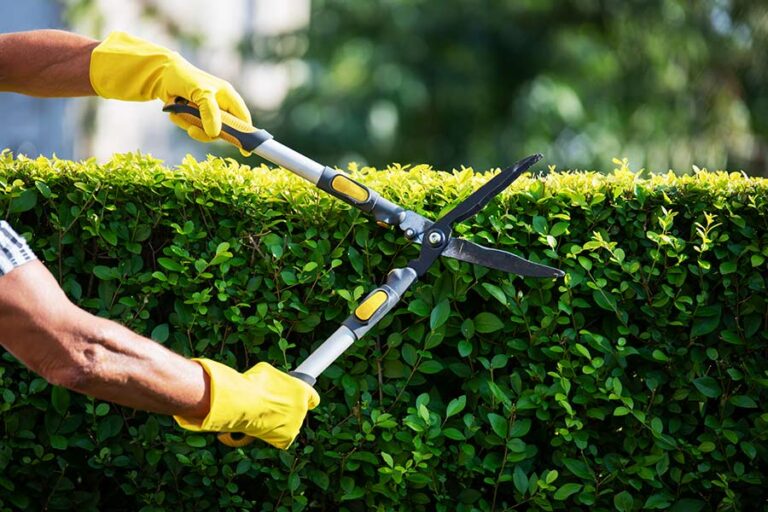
xmin=0 ymin=151 xmax=767 ymax=511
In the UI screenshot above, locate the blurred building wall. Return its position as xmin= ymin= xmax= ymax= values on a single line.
xmin=0 ymin=1 xmax=76 ymax=159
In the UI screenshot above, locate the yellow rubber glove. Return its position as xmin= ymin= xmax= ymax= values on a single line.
xmin=90 ymin=31 xmax=251 ymax=146
xmin=174 ymin=359 xmax=320 ymax=449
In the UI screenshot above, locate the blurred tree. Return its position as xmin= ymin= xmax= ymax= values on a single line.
xmin=239 ymin=0 xmax=768 ymax=175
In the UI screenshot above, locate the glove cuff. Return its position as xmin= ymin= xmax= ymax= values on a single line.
xmin=173 ymin=358 xmax=259 ymax=433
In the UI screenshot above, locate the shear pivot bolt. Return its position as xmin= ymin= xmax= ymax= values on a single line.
xmin=428 ymin=231 xmax=444 ymax=246
xmin=405 ymin=228 xmax=416 ymax=239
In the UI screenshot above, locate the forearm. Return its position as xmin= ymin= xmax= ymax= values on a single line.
xmin=60 ymin=310 xmax=211 ymax=417
xmin=0 ymin=29 xmax=98 ymax=97
xmin=0 ymin=261 xmax=210 ymax=418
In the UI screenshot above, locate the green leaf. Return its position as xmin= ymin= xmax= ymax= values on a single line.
xmin=418 ymin=360 xmax=443 ymax=374
xmin=93 ymin=265 xmax=117 ymax=280
xmin=729 ymin=395 xmax=757 ymax=408
xmin=532 ymin=215 xmax=547 ymax=234
xmin=151 ymin=323 xmax=169 ymax=343
xmin=29 ymin=378 xmax=47 ymax=394
xmin=215 ymin=241 xmax=230 ymax=255
xmin=741 ymin=441 xmax=757 ymax=459
xmin=488 ymin=381 xmax=512 ymax=407
xmin=513 ymin=466 xmax=528 ymax=495
xmin=8 ymin=189 xmax=38 ymax=213
xmin=614 ymin=491 xmax=634 ymax=512
xmin=460 ymin=319 xmax=475 ymax=339
xmin=562 ymin=458 xmax=592 ymax=480
xmin=720 ymin=329 xmax=744 ymax=345
xmin=458 ymin=340 xmax=472 ymax=357
xmin=185 ymin=435 xmax=207 ymax=448
xmin=446 ymin=395 xmax=467 ymax=419
xmin=51 ymin=386 xmax=70 ymax=416
xmin=693 ymin=376 xmax=721 ymax=398
xmin=34 ymin=180 xmax=52 ymax=198
xmin=401 ymin=344 xmax=417 ymax=367
xmin=509 ymin=418 xmax=532 ymax=438
xmin=347 ymin=246 xmax=364 ymax=275
xmin=430 ymin=299 xmax=451 ymax=330
xmin=545 ymin=470 xmax=559 ymax=484
xmin=442 ymin=428 xmax=465 ymax=440
xmin=592 ymin=289 xmax=617 ymax=312
xmin=280 ymin=270 xmax=297 ymax=285
xmin=573 ymin=343 xmax=591 ymax=360
xmin=488 ymin=413 xmax=508 ymax=438
xmin=550 ymin=221 xmax=569 ymax=237
xmin=554 ymin=483 xmax=582 ymax=500
xmin=481 ymin=283 xmax=507 ymax=306
xmin=236 ymin=459 xmax=252 ymax=475
xmin=341 ymin=487 xmax=366 ymax=501
xmin=49 ymin=434 xmax=68 ymax=450
xmin=644 ymin=493 xmax=673 ymax=509
xmin=691 ymin=305 xmax=722 ymax=337
xmin=512 ymin=466 xmax=528 ymax=496
xmin=97 ymin=415 xmax=123 ymax=442
xmin=408 ymin=299 xmax=430 ymax=317
xmin=474 ymin=312 xmax=504 ymax=333
xmin=101 ymin=230 xmax=118 ymax=246
xmin=158 ymin=257 xmax=184 ymax=272
xmin=146 ymin=449 xmax=162 ymax=466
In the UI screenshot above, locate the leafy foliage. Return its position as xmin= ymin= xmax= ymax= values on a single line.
xmin=0 ymin=151 xmax=767 ymax=510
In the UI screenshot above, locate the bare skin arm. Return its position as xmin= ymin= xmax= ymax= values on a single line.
xmin=0 ymin=261 xmax=210 ymax=418
xmin=0 ymin=31 xmax=214 ymax=419
xmin=0 ymin=29 xmax=97 ymax=96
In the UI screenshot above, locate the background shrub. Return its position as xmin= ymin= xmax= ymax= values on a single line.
xmin=0 ymin=151 xmax=766 ymax=511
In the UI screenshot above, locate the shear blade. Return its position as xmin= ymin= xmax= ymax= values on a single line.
xmin=442 ymin=238 xmax=565 ymax=278
xmin=435 ymin=153 xmax=542 ymax=229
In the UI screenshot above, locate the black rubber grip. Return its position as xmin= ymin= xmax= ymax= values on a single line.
xmin=289 ymin=371 xmax=317 ymax=386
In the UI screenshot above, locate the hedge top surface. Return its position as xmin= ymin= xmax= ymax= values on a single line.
xmin=3 ymin=151 xmax=766 ymax=211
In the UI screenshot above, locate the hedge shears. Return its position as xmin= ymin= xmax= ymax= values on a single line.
xmin=163 ymin=98 xmax=565 ymax=446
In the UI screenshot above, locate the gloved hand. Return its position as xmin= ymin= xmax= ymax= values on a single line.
xmin=174 ymin=359 xmax=319 ymax=449
xmin=89 ymin=31 xmax=251 ymax=147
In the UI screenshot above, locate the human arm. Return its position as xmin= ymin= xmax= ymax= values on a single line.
xmin=0 ymin=260 xmax=211 ymax=417
xmin=0 ymin=30 xmax=97 ymax=97
xmin=0 ymin=29 xmax=251 ymax=141
xmin=0 ymin=258 xmax=319 ymax=447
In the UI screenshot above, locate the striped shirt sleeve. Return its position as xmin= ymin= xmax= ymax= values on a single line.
xmin=0 ymin=221 xmax=37 ymax=277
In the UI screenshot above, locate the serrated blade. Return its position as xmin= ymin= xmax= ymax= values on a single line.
xmin=442 ymin=238 xmax=565 ymax=277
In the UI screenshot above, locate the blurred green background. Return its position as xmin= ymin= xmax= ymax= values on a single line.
xmin=3 ymin=0 xmax=768 ymax=175
xmin=248 ymin=0 xmax=768 ymax=175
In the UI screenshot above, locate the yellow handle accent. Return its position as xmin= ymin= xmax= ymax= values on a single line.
xmin=331 ymin=175 xmax=370 ymax=203
xmin=354 ymin=290 xmax=389 ymax=322
xmin=218 ymin=432 xmax=255 ymax=447
xmin=220 ymin=109 xmax=257 ymax=134
xmin=165 ymin=100 xmax=256 ymax=151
